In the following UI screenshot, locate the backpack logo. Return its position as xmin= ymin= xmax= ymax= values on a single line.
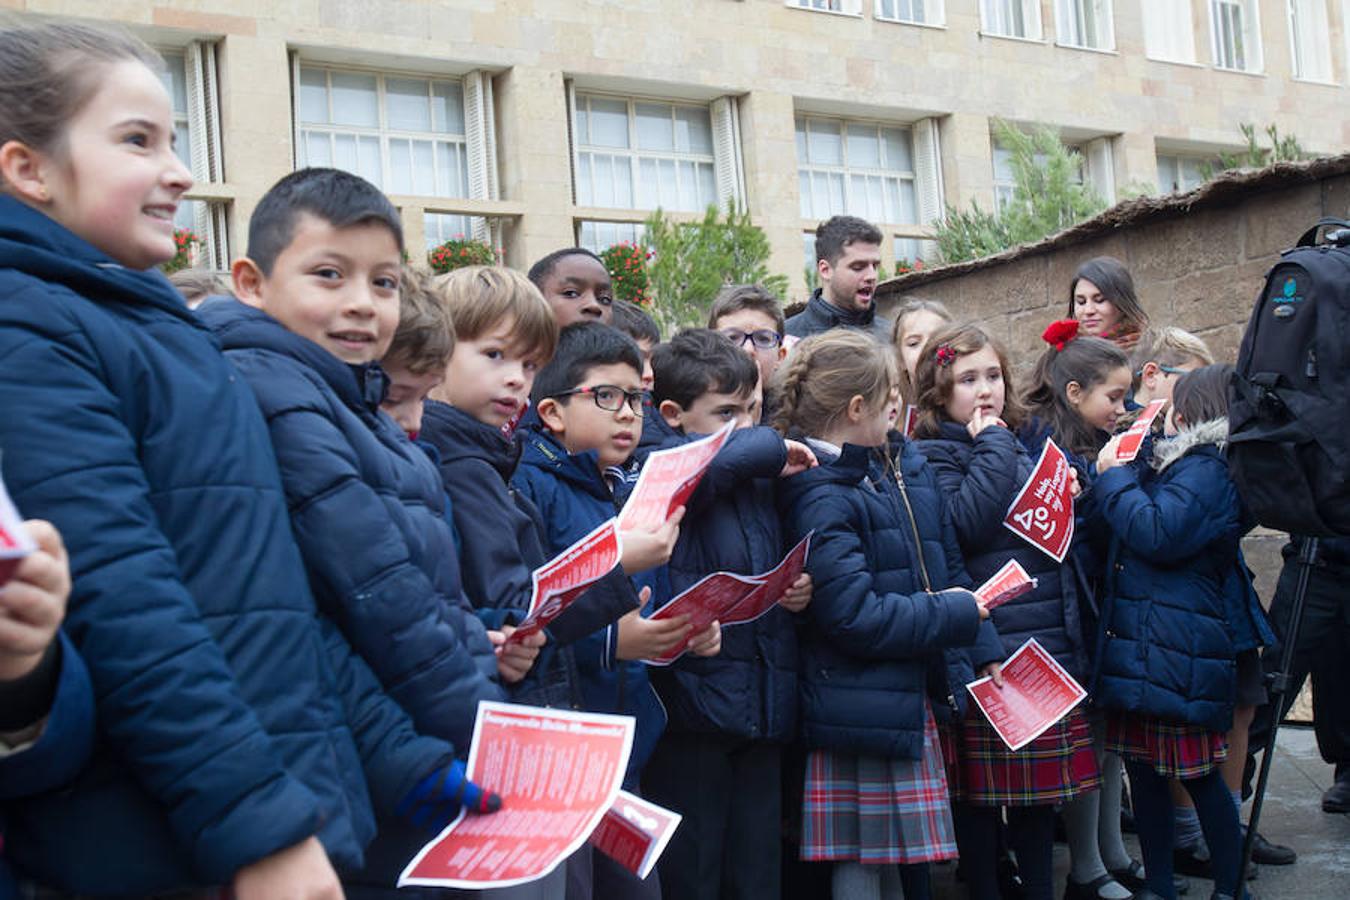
xmin=1271 ymin=275 xmax=1305 ymax=319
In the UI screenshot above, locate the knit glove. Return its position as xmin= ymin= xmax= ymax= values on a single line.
xmin=397 ymin=760 xmax=503 ymax=831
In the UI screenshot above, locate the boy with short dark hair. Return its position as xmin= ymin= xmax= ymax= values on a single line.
xmin=515 ymin=322 xmax=721 ymax=899
xmin=527 ymin=247 xmax=615 ymax=327
xmin=708 ymin=283 xmax=788 ymax=395
xmin=200 ymin=168 xmax=515 ymax=893
xmin=611 ymin=299 xmax=660 ymax=391
xmin=639 ymin=328 xmax=817 ymax=900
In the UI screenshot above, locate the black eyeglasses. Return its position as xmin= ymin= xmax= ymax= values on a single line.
xmin=554 ymin=385 xmax=647 ymax=415
xmin=719 ymin=328 xmax=782 ymax=351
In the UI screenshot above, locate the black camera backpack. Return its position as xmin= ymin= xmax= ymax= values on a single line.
xmin=1228 ymin=217 xmax=1350 ymax=537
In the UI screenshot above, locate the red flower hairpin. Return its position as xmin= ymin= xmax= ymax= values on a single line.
xmin=1041 ymin=319 xmax=1080 ymax=351
xmin=934 ymin=345 xmax=957 ymax=367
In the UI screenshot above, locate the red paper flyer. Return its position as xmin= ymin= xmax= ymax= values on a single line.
xmin=900 ymin=405 xmax=919 ymax=438
xmin=0 ymin=473 xmax=35 ymax=586
xmin=1003 ymin=438 xmax=1075 ymax=563
xmin=617 ymin=422 xmax=734 ymax=532
xmin=506 ymin=519 xmax=622 ymax=645
xmin=973 ymin=559 xmax=1038 ymax=611
xmin=399 ymin=702 xmax=635 ymax=890
xmin=645 ymin=571 xmax=762 ymax=666
xmin=1114 ymin=399 xmax=1167 ymax=463
xmin=966 ymin=638 xmax=1087 ymax=751
xmin=589 ymin=790 xmax=682 ymax=881
xmin=645 ymin=534 xmax=813 ymax=665
xmin=721 ymin=532 xmax=812 ymax=627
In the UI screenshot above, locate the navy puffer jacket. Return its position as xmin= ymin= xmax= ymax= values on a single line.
xmin=919 ymin=422 xmax=1089 ymax=678
xmin=202 ymin=299 xmax=503 ymax=753
xmin=0 ymin=199 xmax=450 ymax=892
xmin=784 ymin=289 xmax=893 ymax=343
xmin=778 ymin=435 xmax=990 ymax=760
xmin=640 ymin=425 xmax=799 ymax=742
xmin=1090 ymin=420 xmax=1244 ymax=733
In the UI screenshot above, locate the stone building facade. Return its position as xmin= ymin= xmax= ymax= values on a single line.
xmin=11 ymin=0 xmax=1350 ymax=296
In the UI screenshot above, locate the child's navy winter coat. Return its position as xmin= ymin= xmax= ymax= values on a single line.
xmin=919 ymin=422 xmax=1089 ymax=678
xmin=778 ymin=435 xmax=997 ymax=760
xmin=638 ymin=424 xmax=799 ymax=743
xmin=203 ymin=298 xmax=504 ymax=752
xmin=512 ymin=426 xmax=664 ymax=777
xmin=1090 ymin=419 xmax=1248 ymax=733
xmin=0 ymin=198 xmax=451 ymax=893
xmin=418 ymin=400 xmax=639 ymax=709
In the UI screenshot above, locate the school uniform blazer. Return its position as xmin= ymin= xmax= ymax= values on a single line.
xmin=778 ymin=435 xmax=994 ymax=760
xmin=918 ymin=422 xmax=1090 ymax=679
xmin=1090 ymin=419 xmax=1245 ymax=733
xmin=202 ymin=299 xmax=503 ymax=753
xmin=0 ymin=198 xmax=451 ymax=893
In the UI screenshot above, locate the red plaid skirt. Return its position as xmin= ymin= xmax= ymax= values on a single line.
xmin=960 ymin=706 xmax=1100 ymax=806
xmin=801 ymin=704 xmax=957 ymax=864
xmin=1105 ymin=713 xmax=1228 ymax=779
xmin=937 ymin=721 xmax=964 ymax=802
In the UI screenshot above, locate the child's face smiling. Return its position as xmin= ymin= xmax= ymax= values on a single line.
xmin=544 ymin=362 xmax=642 ymax=469
xmin=34 ymin=60 xmax=192 ymax=270
xmin=943 ymin=345 xmax=1005 ymax=425
xmin=435 ymin=317 xmax=541 ymax=428
xmin=541 ymin=255 xmax=614 ymax=327
xmin=235 ymin=214 xmax=402 ymax=365
xmin=1071 ymin=364 xmax=1132 ymax=433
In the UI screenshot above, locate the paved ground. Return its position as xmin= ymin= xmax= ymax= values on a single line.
xmin=932 ymin=726 xmax=1349 ymax=898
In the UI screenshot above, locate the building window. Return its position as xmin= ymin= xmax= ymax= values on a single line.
xmin=991 ymin=136 xmax=1086 ymax=210
xmin=296 ymin=65 xmax=470 ymax=198
xmin=980 ymin=0 xmax=1043 ymax=39
xmin=572 ymin=93 xmax=718 ymax=213
xmin=787 ymin=0 xmax=863 ymax=14
xmin=1288 ymin=0 xmax=1333 ymax=81
xmin=424 ymin=212 xmax=490 ymax=250
xmin=1055 ymin=0 xmax=1114 ymax=50
xmin=578 ymin=221 xmax=648 ymax=253
xmin=1210 ymin=0 xmax=1263 ymax=71
xmin=1142 ymin=0 xmax=1197 ymax=63
xmin=1156 ymin=154 xmax=1220 ymax=193
xmin=796 ymin=116 xmax=918 ymax=225
xmin=876 ymin=0 xmax=944 ymax=25
xmin=158 ymin=46 xmax=228 ymax=270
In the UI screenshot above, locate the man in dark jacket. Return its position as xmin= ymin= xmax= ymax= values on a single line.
xmin=785 ymin=216 xmax=891 ymax=342
xmin=0 ymin=191 xmax=455 ymax=896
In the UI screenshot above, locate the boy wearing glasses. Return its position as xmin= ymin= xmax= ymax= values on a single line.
xmin=709 ymin=284 xmax=789 ymax=424
xmin=638 ymin=329 xmax=815 ymax=900
xmin=514 ymin=322 xmax=721 ymax=899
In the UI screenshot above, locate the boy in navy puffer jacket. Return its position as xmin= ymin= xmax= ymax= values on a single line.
xmin=635 ymin=329 xmax=816 ymax=900
xmin=514 ymin=322 xmax=721 ymax=900
xmin=202 ymin=169 xmax=512 ymax=895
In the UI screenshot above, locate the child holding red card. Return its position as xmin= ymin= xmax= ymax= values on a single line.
xmin=1090 ymin=365 xmax=1265 ymax=900
xmin=914 ymin=323 xmax=1098 ymax=900
xmin=773 ymin=329 xmax=1001 ymax=900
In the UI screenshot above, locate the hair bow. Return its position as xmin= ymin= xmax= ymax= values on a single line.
xmin=934 ymin=345 xmax=957 ymax=367
xmin=1041 ymin=319 xmax=1080 ymax=351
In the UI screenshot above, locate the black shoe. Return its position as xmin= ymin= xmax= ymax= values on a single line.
xmin=1174 ymin=845 xmax=1214 ymax=879
xmin=1322 ymin=775 xmax=1350 ymax=813
xmin=1109 ymin=859 xmax=1146 ymax=892
xmin=1063 ymin=874 xmax=1129 ymax=900
xmin=1247 ymin=829 xmax=1297 ymax=865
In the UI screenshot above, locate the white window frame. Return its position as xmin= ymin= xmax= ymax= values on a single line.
xmin=571 ymin=91 xmax=721 ymax=214
xmin=795 ymin=114 xmax=922 ymax=227
xmin=158 ymin=43 xmax=229 ymax=271
xmin=294 ymin=63 xmax=473 ymax=203
xmin=577 ymin=221 xmax=648 ymax=253
xmin=875 ymin=0 xmax=945 ymax=26
xmin=1055 ymin=0 xmax=1116 ymax=51
xmin=980 ymin=0 xmax=1044 ymax=40
xmin=991 ymin=133 xmax=1088 ymax=212
xmin=1210 ymin=0 xmax=1264 ymax=72
xmin=787 ymin=0 xmax=863 ymax=15
xmin=1156 ymin=153 xmax=1221 ymax=194
xmin=1142 ymin=0 xmax=1198 ymax=63
xmin=1287 ymin=0 xmax=1334 ymax=82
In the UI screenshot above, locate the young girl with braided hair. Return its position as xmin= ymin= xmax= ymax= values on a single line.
xmin=771 ymin=329 xmax=1002 ymax=900
xmin=914 ymin=323 xmax=1099 ymax=900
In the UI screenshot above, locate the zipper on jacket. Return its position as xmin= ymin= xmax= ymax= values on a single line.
xmin=889 ymin=453 xmax=933 ymax=592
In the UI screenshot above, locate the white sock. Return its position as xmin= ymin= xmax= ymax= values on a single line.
xmin=1099 ymin=753 xmax=1135 ymax=872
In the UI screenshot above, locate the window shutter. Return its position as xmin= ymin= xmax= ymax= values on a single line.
xmin=565 ymin=80 xmax=580 ymax=207
xmin=1085 ymin=136 xmax=1116 ymax=205
xmin=912 ymin=117 xmax=945 ymax=227
xmin=710 ymin=95 xmax=746 ymax=208
xmin=184 ymin=41 xmax=226 ymax=270
xmin=463 ymin=71 xmax=498 ymax=243
xmin=289 ymin=51 xmax=303 ymax=170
